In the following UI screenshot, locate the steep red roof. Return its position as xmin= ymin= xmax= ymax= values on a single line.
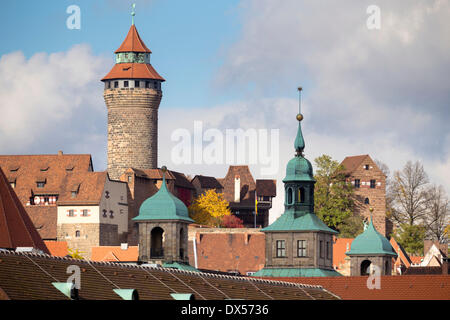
xmin=115 ymin=25 xmax=151 ymax=53
xmin=0 ymin=167 xmax=49 ymax=253
xmin=340 ymin=154 xmax=369 ymax=175
xmin=102 ymin=63 xmax=165 ymax=81
xmin=333 ymin=238 xmax=353 ymax=268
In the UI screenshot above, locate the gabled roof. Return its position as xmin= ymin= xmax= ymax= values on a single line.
xmin=256 ymin=179 xmax=276 ymax=197
xmin=340 ymin=154 xmax=369 ymax=175
xmin=101 ymin=63 xmax=165 ymax=81
xmin=57 ymin=172 xmax=109 ymax=205
xmin=115 ymin=25 xmax=151 ymax=53
xmin=390 ymin=237 xmax=412 ymax=267
xmin=192 ymin=175 xmax=223 ymax=189
xmin=169 ymin=171 xmax=195 ymax=190
xmin=0 ymin=168 xmax=49 ymax=253
xmin=221 ymin=166 xmax=256 ymax=206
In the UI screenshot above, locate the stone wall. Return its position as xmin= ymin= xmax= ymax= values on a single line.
xmin=347 ymin=156 xmax=387 ymax=236
xmin=104 ymin=87 xmax=162 ymax=180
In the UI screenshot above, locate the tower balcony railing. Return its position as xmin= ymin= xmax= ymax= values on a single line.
xmin=150 ymin=248 xmax=164 ymax=258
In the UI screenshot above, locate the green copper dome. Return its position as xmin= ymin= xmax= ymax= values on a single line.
xmin=346 ymin=218 xmax=396 ymax=256
xmin=133 ymin=172 xmax=193 ymax=223
xmin=283 ymin=156 xmax=315 ymax=182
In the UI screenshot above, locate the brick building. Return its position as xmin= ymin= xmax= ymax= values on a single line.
xmin=341 ymin=154 xmax=388 ymax=236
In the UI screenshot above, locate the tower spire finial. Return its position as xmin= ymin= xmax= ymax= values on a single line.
xmin=294 ymin=86 xmax=305 ymax=156
xmin=131 ymin=3 xmax=136 ymax=25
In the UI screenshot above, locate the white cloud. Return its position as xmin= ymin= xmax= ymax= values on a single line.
xmin=0 ymin=44 xmax=109 ymax=170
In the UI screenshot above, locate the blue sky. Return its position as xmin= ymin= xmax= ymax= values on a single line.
xmin=0 ymin=0 xmax=243 ymax=108
xmin=1 ymin=1 xmax=449 ymax=221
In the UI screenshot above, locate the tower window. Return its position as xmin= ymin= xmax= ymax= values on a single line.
xmin=298 ymin=187 xmax=305 ymax=203
xmin=124 ymin=81 xmax=129 ymax=88
xmin=297 ymin=240 xmax=307 ymax=257
xmin=276 ymin=240 xmax=286 ymax=258
xmin=107 ymin=81 xmax=111 ymax=89
xmin=75 ymin=230 xmax=80 ymax=238
xmin=154 ymin=82 xmax=158 ymax=89
xmin=326 ymin=241 xmax=330 ymax=259
xmin=114 ymin=81 xmax=118 ymax=88
xmin=287 ymin=187 xmax=293 ymax=205
xmin=364 ymin=165 xmax=370 ymax=170
xmin=320 ymin=240 xmax=324 ymax=258
xmin=135 ymin=80 xmax=140 ymax=88
xmin=370 ymin=179 xmax=376 ymax=188
xmin=364 ymin=197 xmax=370 ymax=204
xmin=82 ymin=209 xmax=88 ymax=217
xmin=354 ymin=179 xmax=360 ymax=188
xmin=69 ymin=210 xmax=74 ymax=217
xmin=145 ymin=81 xmax=150 ymax=88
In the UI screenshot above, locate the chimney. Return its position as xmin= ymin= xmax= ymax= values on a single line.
xmin=120 ymin=243 xmax=128 ymax=250
xmin=58 ymin=150 xmax=63 ymax=156
xmin=234 ymin=175 xmax=240 ymax=202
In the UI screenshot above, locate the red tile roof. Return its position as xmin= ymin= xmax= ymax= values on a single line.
xmin=0 ymin=167 xmax=49 ymax=253
xmin=333 ymin=238 xmax=353 ymax=268
xmin=102 ymin=63 xmax=165 ymax=81
xmin=340 ymin=154 xmax=369 ymax=175
xmin=43 ymin=241 xmax=68 ymax=257
xmin=57 ymin=171 xmax=108 ymax=205
xmin=91 ymin=246 xmax=138 ymax=262
xmin=262 ymin=275 xmax=450 ymax=300
xmin=115 ymin=25 xmax=151 ymax=53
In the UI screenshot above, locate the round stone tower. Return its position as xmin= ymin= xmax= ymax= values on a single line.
xmin=102 ymin=22 xmax=165 ymax=180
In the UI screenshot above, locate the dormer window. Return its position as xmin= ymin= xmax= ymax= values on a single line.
xmin=36 ymin=181 xmax=46 ymax=188
xmin=40 ymin=166 xmax=49 ymax=172
xmin=9 ymin=166 xmax=19 ymax=172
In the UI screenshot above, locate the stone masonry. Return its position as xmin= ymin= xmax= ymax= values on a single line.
xmin=104 ymin=87 xmax=162 ymax=180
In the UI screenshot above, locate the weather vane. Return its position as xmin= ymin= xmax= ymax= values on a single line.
xmin=131 ymin=3 xmax=136 ymax=25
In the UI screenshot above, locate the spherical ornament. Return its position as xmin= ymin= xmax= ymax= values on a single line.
xmin=296 ymin=113 xmax=304 ymax=121
xmin=161 ymin=165 xmax=167 ymax=173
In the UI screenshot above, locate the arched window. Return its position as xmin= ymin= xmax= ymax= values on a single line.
xmin=179 ymin=228 xmax=185 ymax=259
xmin=287 ymin=187 xmax=293 ymax=204
xmin=151 ymin=227 xmax=164 ymax=258
xmin=360 ymin=260 xmax=371 ymax=276
xmin=364 ymin=197 xmax=370 ymax=204
xmin=385 ymin=260 xmax=390 ymax=275
xmin=298 ymin=187 xmax=305 ymax=203
xmin=75 ymin=230 xmax=80 ymax=238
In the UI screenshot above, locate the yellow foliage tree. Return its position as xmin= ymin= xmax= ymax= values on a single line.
xmin=189 ymin=190 xmax=232 ymax=227
xmin=67 ymin=248 xmax=85 ymax=260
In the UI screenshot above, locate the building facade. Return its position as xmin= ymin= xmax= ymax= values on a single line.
xmin=341 ymin=154 xmax=388 ymax=236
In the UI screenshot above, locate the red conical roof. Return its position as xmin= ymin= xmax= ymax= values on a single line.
xmin=115 ymin=25 xmax=151 ymax=53
xmin=0 ymin=167 xmax=49 ymax=253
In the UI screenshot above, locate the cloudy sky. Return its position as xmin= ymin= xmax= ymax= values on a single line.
xmin=1 ymin=0 xmax=449 ymax=222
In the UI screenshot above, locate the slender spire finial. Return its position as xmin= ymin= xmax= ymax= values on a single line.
xmin=294 ymin=86 xmax=305 ymax=156
xmin=131 ymin=3 xmax=136 ymax=25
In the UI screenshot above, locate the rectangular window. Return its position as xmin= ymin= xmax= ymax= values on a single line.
xmin=370 ymin=179 xmax=376 ymax=188
xmin=145 ymin=81 xmax=150 ymax=88
xmin=124 ymin=80 xmax=129 ymax=88
xmin=326 ymin=241 xmax=330 ymax=259
xmin=276 ymin=240 xmax=286 ymax=258
xmin=135 ymin=80 xmax=140 ymax=88
xmin=364 ymin=164 xmax=369 ymax=170
xmin=297 ymin=240 xmax=307 ymax=257
xmin=114 ymin=81 xmax=118 ymax=88
xmin=154 ymin=82 xmax=158 ymax=89
xmin=320 ymin=240 xmax=324 ymax=258
xmin=354 ymin=179 xmax=360 ymax=188
xmin=36 ymin=182 xmax=45 ymax=188
xmin=69 ymin=210 xmax=74 ymax=217
xmin=82 ymin=209 xmax=88 ymax=217
xmin=107 ymin=81 xmax=111 ymax=89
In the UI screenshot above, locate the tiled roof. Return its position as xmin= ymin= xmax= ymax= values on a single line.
xmin=91 ymin=246 xmax=139 ymax=262
xmin=0 ymin=153 xmax=93 ymax=239
xmin=57 ymin=172 xmax=109 ymax=205
xmin=102 ymin=63 xmax=165 ymax=81
xmin=410 ymin=256 xmax=424 ymax=265
xmin=256 ymin=179 xmax=276 ymax=197
xmin=340 ymin=154 xmax=369 ymax=175
xmin=0 ymin=168 xmax=49 ymax=253
xmin=192 ymin=175 xmax=223 ymax=189
xmin=0 ymin=250 xmax=338 ymax=300
xmin=390 ymin=238 xmax=412 ymax=267
xmin=44 ymin=241 xmax=68 ymax=257
xmin=115 ymin=25 xmax=151 ymax=53
xmin=264 ymin=275 xmax=450 ymax=300
xmin=333 ymin=238 xmax=353 ymax=268
xmin=169 ymin=171 xmax=195 ymax=190
xmin=128 ymin=168 xmax=175 ymax=180
xmin=221 ymin=166 xmax=256 ymax=206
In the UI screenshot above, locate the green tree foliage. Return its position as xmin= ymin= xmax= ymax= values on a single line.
xmin=337 ymin=215 xmax=365 ymax=238
xmin=188 ymin=189 xmax=232 ymax=227
xmin=393 ymin=223 xmax=427 ymax=255
xmin=314 ymin=154 xmax=354 ymax=233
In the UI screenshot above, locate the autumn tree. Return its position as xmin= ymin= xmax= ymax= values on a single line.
xmin=314 ymin=154 xmax=354 ymax=234
xmin=221 ymin=215 xmax=244 ymax=228
xmin=188 ymin=189 xmax=232 ymax=227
